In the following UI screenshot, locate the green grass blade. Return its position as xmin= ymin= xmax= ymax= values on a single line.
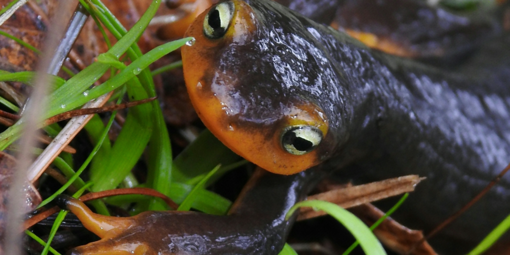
xmin=25 ymin=231 xmax=61 ymax=255
xmin=0 ymin=71 xmax=65 ymax=88
xmin=0 ymin=95 xmax=19 ymax=111
xmin=0 ymin=29 xmax=41 ymax=53
xmin=172 ymin=130 xmax=240 ymax=183
xmin=151 ymin=60 xmax=182 ymax=76
xmin=84 ymin=0 xmax=177 ymax=211
xmin=90 ymin=80 xmax=152 ymax=191
xmin=178 ymin=164 xmax=222 ymax=211
xmin=38 ymin=107 xmax=115 ymax=208
xmin=278 ymin=244 xmax=298 ymax=255
xmin=0 ymin=0 xmax=21 ymax=16
xmin=343 ymin=193 xmax=409 ymax=255
xmin=106 ymin=182 xmax=232 ymax=215
xmin=62 ymin=38 xmax=190 ymax=114
xmin=286 ymin=200 xmax=386 ymax=255
xmin=41 ymin=183 xmax=92 ymax=255
xmin=468 ymin=213 xmax=510 ymax=255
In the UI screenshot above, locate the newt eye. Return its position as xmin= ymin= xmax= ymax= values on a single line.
xmin=203 ymin=2 xmax=234 ymax=39
xmin=281 ymin=126 xmax=323 ymax=155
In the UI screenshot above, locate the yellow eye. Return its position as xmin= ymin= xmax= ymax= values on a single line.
xmin=203 ymin=2 xmax=234 ymax=39
xmin=281 ymin=125 xmax=323 ymax=155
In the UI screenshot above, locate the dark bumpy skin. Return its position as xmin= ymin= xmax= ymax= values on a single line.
xmin=65 ymin=1 xmax=510 ymax=254
xmin=181 ymin=0 xmax=510 ymax=253
xmin=276 ymin=0 xmax=499 ymax=60
xmin=333 ymin=0 xmax=498 ymax=59
xmin=275 ymin=0 xmax=339 ymax=24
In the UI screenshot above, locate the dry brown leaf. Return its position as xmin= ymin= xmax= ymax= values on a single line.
xmin=298 ymin=175 xmax=424 ymax=220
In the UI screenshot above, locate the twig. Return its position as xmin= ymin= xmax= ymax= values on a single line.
xmin=411 ymin=162 xmax=510 ymax=253
xmin=298 ymin=175 xmax=424 ymax=221
xmin=44 ymin=97 xmax=157 ymax=125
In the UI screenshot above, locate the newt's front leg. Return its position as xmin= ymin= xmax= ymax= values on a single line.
xmin=59 ymin=168 xmax=324 ymax=255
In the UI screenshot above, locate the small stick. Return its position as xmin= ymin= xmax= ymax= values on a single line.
xmin=298 ymin=175 xmax=424 ymax=221
xmin=44 ymin=97 xmax=157 ymax=125
xmin=411 ymin=162 xmax=510 ymax=253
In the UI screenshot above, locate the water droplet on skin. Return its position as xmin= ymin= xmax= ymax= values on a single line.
xmin=186 ymin=38 xmax=196 ymax=46
xmin=228 ymin=124 xmax=234 ymax=131
xmin=196 ymin=82 xmax=202 ymax=89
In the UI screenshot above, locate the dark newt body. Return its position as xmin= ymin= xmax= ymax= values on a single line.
xmin=182 ymin=0 xmax=510 ymax=252
xmin=332 ymin=0 xmax=497 ymax=58
xmin=64 ymin=1 xmax=510 ymax=254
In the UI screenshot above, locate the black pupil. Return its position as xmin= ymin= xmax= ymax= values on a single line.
xmin=293 ymin=136 xmax=313 ymax=151
xmin=208 ymin=9 xmax=222 ymax=30
xmin=285 ymin=131 xmax=313 ymax=151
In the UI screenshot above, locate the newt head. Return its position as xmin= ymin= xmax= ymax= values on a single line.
xmin=182 ymin=0 xmax=344 ymax=175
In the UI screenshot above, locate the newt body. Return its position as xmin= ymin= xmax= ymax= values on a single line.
xmin=182 ymin=0 xmax=510 ymax=252
xmin=63 ymin=1 xmax=510 ymax=254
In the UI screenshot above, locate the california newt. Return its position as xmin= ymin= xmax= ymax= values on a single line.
xmin=60 ymin=0 xmax=510 ymax=254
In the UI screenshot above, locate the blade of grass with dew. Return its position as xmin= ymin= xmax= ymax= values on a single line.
xmin=41 ymin=182 xmax=93 ymax=255
xmin=468 ymin=213 xmax=510 ymax=255
xmin=172 ymin=130 xmax=240 ymax=183
xmin=178 ymin=164 xmax=222 ymax=211
xmin=58 ymin=38 xmax=190 ymax=115
xmin=278 ymin=244 xmax=298 ymax=255
xmin=286 ymin=200 xmax=386 ymax=255
xmin=0 ymin=0 xmax=161 ymax=149
xmin=83 ymin=0 xmax=176 ymax=210
xmin=48 ymin=0 xmax=162 ymax=110
xmin=343 ymin=193 xmax=409 ymax=255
